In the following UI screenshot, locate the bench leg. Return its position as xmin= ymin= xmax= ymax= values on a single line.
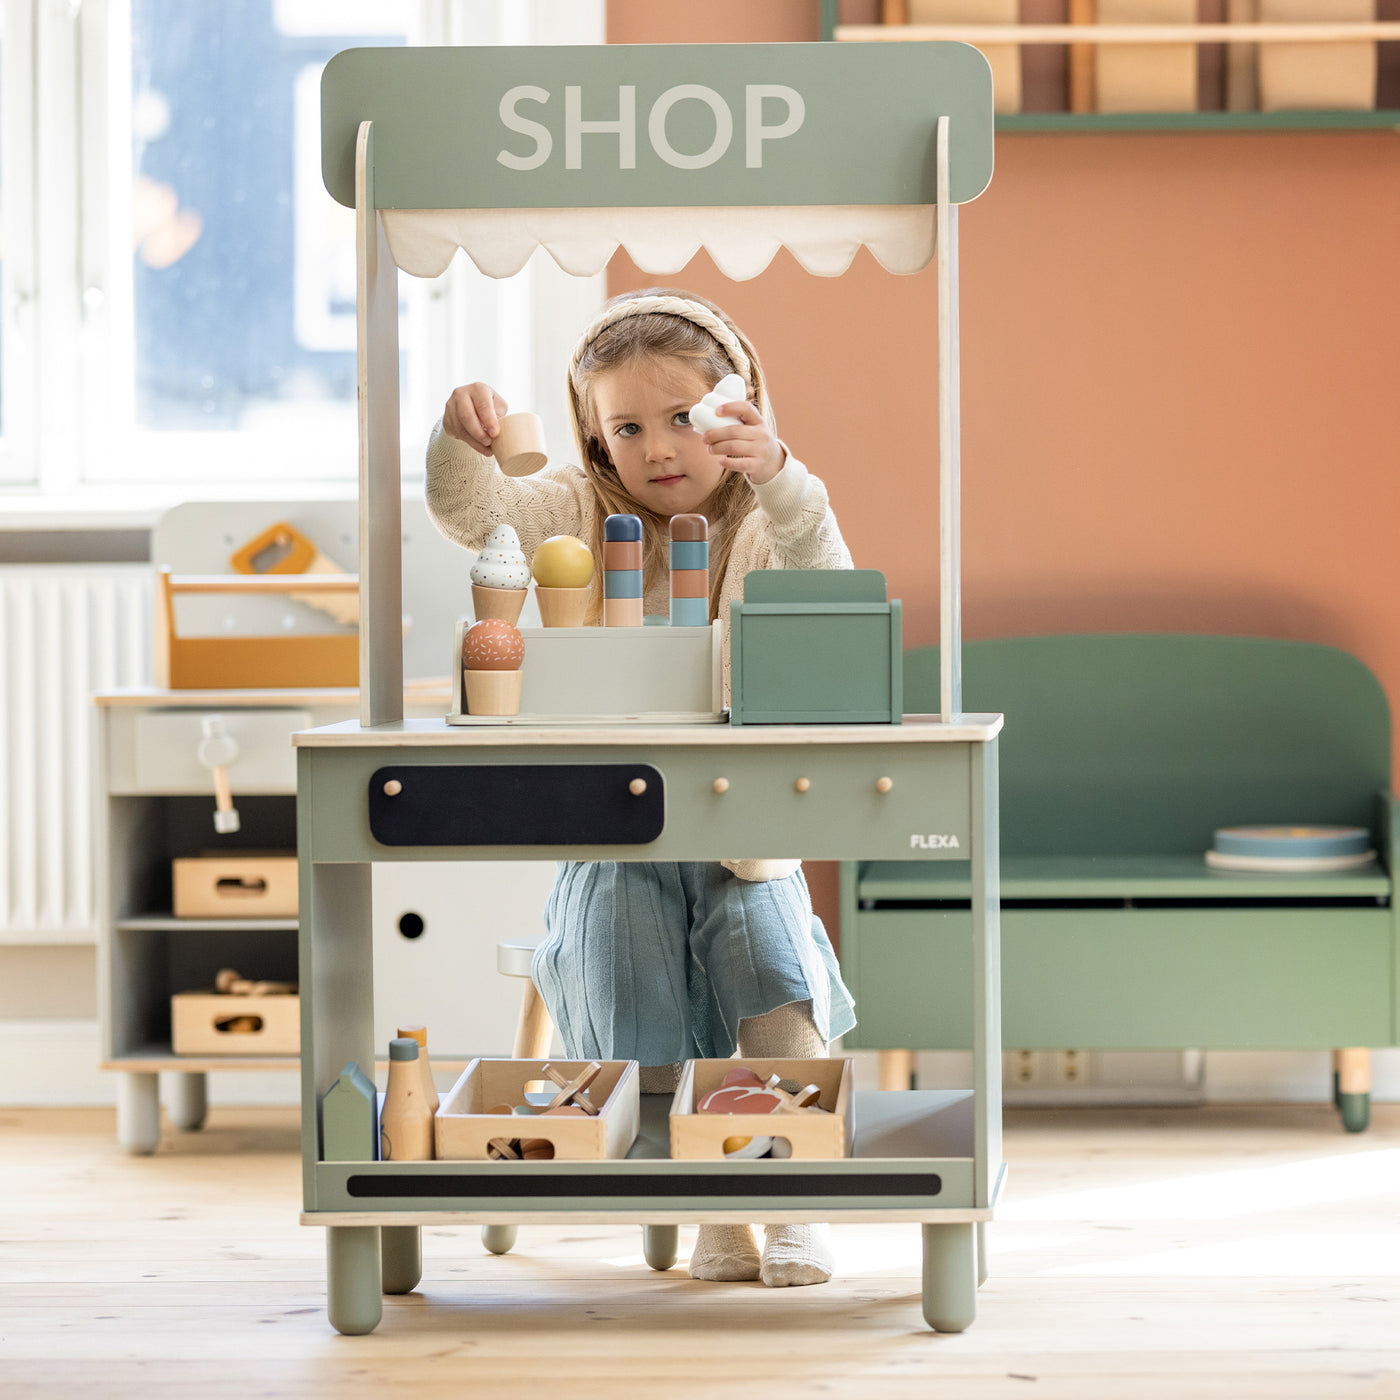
xmin=1335 ymin=1048 xmax=1370 ymax=1133
xmin=878 ymin=1049 xmax=916 ymax=1091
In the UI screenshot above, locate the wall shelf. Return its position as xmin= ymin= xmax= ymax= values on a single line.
xmin=997 ymin=110 xmax=1400 ymax=134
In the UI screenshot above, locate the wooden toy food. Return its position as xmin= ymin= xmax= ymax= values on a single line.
xmin=470 ymin=523 xmax=530 ymax=623
xmin=397 ymin=1022 xmax=439 ymax=1114
xmin=381 ymin=1037 xmax=434 ymax=1161
xmin=669 ymin=514 xmax=709 ymax=627
xmin=688 ymin=373 xmax=747 ymax=435
xmin=603 ymin=514 xmax=643 ymax=627
xmin=462 ymin=618 xmax=525 ymax=715
xmin=532 ymin=534 xmax=594 ymax=627
xmin=492 ymin=412 xmax=548 ymax=476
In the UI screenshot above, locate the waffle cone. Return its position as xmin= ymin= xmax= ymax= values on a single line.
xmin=472 ymin=583 xmax=526 ymax=624
xmin=535 ymin=586 xmax=589 ymax=628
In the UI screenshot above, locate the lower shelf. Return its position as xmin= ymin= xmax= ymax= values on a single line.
xmin=306 ymin=1090 xmax=996 ymax=1223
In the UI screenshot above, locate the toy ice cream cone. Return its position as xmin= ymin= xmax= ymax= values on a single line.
xmin=530 ymin=534 xmax=594 ymax=628
xmin=535 ymin=586 xmax=589 ymax=628
xmin=471 ymin=583 xmax=526 ymax=625
xmin=470 ymin=523 xmax=530 ymax=623
xmin=462 ymin=618 xmax=525 ymax=717
xmin=464 ymin=668 xmax=523 ymax=716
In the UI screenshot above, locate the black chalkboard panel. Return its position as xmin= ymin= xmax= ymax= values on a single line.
xmin=367 ymin=764 xmax=664 ymax=847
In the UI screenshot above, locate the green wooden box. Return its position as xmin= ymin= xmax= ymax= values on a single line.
xmin=729 ymin=571 xmax=902 ymax=726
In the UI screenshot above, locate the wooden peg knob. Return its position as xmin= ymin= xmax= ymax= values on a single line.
xmin=712 ymin=778 xmax=729 ymax=794
xmin=876 ymin=776 xmax=894 ymax=794
xmin=795 ymin=777 xmax=811 ymax=793
xmin=629 ymin=778 xmax=647 ymax=796
xmin=383 ymin=779 xmax=402 ymax=797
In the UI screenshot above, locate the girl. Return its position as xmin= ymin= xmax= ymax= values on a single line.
xmin=427 ymin=288 xmax=857 ymax=1287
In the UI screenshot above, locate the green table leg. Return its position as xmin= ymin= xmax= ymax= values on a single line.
xmin=481 ymin=1224 xmax=518 ymax=1255
xmin=976 ymin=1221 xmax=989 ymax=1287
xmin=1339 ymin=1093 xmax=1370 ymax=1133
xmin=922 ymin=1222 xmax=977 ymax=1332
xmin=326 ymin=1226 xmax=383 ymax=1335
xmin=381 ymin=1224 xmax=422 ymax=1294
xmin=642 ymin=1224 xmax=679 ymax=1271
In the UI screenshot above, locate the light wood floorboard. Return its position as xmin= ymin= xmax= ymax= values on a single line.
xmin=3 ymin=1104 xmax=1399 ymax=1398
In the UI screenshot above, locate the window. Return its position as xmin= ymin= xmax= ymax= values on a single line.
xmin=0 ymin=0 xmax=603 ymax=507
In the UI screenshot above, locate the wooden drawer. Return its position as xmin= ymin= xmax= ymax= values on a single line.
xmin=108 ymin=708 xmax=311 ymax=794
xmin=172 ymin=991 xmax=300 ymax=1055
xmin=844 ymin=907 xmax=1395 ymax=1051
xmin=172 ymin=853 xmax=298 ymax=918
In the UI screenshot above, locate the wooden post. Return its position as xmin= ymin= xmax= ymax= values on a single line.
xmin=936 ymin=115 xmax=962 ymax=724
xmin=355 ymin=121 xmax=404 ymax=728
xmin=1070 ymin=0 xmax=1097 ymax=113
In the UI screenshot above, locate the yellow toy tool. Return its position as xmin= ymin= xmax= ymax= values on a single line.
xmin=229 ymin=521 xmax=359 ymax=626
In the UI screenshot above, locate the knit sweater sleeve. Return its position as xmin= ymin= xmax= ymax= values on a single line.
xmin=424 ymin=420 xmax=592 ymax=554
xmin=729 ymin=450 xmax=854 ymax=577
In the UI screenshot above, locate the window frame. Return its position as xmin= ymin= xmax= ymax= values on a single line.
xmin=0 ymin=0 xmax=604 ymax=517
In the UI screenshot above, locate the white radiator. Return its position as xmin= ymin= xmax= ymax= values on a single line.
xmin=0 ymin=565 xmax=151 ymax=939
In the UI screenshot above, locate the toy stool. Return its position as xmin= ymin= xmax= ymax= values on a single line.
xmin=497 ymin=940 xmax=554 ymax=1060
xmin=483 ymin=941 xmax=679 ymax=1273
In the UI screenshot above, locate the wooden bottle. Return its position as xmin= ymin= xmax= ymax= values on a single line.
xmin=380 ymin=1037 xmax=434 ymax=1161
xmin=397 ymin=1022 xmax=440 ymax=1114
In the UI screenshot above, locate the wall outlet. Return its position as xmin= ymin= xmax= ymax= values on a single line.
xmin=1054 ymin=1049 xmax=1088 ymax=1086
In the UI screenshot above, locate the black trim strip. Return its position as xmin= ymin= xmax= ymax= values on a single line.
xmin=347 ymin=1172 xmax=942 ymax=1200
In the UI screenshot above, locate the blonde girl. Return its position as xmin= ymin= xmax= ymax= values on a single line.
xmin=427 ymin=288 xmax=856 ymax=1287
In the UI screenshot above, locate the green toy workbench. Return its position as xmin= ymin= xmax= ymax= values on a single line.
xmin=301 ymin=41 xmax=1002 ymax=1336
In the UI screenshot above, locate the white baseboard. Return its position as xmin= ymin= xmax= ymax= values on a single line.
xmin=0 ymin=1019 xmax=299 ymax=1108
xmin=11 ymin=1026 xmax=1400 ymax=1110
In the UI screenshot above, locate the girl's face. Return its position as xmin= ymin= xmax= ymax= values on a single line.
xmin=589 ymin=360 xmax=727 ymax=518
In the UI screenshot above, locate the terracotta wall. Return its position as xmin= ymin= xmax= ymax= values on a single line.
xmin=607 ymin=4 xmax=1400 ymax=938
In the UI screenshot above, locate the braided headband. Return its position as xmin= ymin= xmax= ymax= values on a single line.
xmin=569 ymin=294 xmax=752 ymax=389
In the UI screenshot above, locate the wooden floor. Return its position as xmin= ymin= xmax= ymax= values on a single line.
xmin=5 ymin=1104 xmax=1400 ymax=1398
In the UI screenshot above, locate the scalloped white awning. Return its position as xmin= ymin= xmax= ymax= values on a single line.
xmin=380 ymin=205 xmax=937 ymax=282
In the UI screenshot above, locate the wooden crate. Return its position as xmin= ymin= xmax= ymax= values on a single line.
xmin=434 ymin=1059 xmax=640 ymax=1161
xmin=171 ymin=991 xmax=300 ymax=1055
xmin=670 ymin=1058 xmax=854 ymax=1161
xmin=154 ymin=567 xmax=358 ymax=689
xmin=172 ymin=852 xmax=298 ymax=918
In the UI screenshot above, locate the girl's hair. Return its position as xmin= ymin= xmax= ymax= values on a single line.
xmin=567 ymin=288 xmax=771 ymax=624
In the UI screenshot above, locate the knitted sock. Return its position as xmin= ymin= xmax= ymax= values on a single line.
xmin=639 ymin=1062 xmax=683 ymax=1094
xmin=736 ymin=999 xmax=826 ymax=1060
xmin=688 ymin=1223 xmax=762 ymax=1282
xmin=760 ymin=1223 xmax=836 ymax=1287
xmin=736 ymin=1001 xmax=836 ymax=1288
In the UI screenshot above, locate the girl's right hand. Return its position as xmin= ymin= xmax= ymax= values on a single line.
xmin=442 ymin=383 xmax=508 ymax=457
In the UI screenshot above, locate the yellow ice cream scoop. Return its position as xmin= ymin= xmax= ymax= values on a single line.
xmin=532 ymin=535 xmax=594 ymax=589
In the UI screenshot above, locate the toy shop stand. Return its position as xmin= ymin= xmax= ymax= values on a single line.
xmin=302 ymin=41 xmax=1002 ymax=1335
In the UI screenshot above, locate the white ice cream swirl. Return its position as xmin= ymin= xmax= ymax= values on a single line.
xmin=470 ymin=524 xmax=530 ymax=589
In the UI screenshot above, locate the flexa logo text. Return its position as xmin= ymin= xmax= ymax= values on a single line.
xmin=910 ymin=834 xmax=961 ymax=849
xmin=497 ymin=84 xmax=806 ymax=172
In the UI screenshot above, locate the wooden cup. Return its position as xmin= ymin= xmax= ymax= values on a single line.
xmin=464 ymin=669 xmax=523 ymax=716
xmin=493 ymin=413 xmax=547 ymax=477
xmin=535 ymin=586 xmax=589 ymax=628
xmin=471 ymin=583 xmax=526 ymax=625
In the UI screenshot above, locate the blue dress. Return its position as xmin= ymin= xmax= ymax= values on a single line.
xmin=531 ymin=861 xmax=857 ymax=1065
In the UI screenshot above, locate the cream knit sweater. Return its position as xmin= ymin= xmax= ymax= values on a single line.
xmin=425 ymin=421 xmax=854 ymax=881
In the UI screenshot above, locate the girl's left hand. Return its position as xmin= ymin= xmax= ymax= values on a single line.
xmin=703 ymin=401 xmax=785 ymax=487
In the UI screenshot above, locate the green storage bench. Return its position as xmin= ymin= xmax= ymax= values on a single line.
xmin=838 ymin=634 xmax=1398 ymax=1131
